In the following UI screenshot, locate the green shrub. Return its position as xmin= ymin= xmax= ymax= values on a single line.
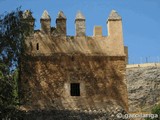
xmin=145 ymin=103 xmax=160 ymax=120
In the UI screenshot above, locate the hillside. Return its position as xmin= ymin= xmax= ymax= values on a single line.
xmin=126 ymin=64 xmax=160 ymax=113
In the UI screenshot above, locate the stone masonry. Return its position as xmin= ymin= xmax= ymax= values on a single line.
xmin=19 ymin=10 xmax=128 ymax=119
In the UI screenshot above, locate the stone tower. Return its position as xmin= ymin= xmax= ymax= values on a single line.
xmin=22 ymin=10 xmax=35 ymax=34
xmin=56 ymin=11 xmax=67 ymax=35
xmin=107 ymin=10 xmax=124 ymax=54
xmin=19 ymin=9 xmax=128 ymax=119
xmin=40 ymin=10 xmax=51 ymax=34
xmin=75 ymin=11 xmax=86 ymax=36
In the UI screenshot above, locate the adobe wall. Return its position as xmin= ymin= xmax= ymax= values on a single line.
xmin=19 ymin=55 xmax=128 ymax=111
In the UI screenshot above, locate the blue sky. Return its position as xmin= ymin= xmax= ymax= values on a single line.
xmin=0 ymin=0 xmax=160 ymax=64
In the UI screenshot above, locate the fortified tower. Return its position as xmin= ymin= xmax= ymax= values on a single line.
xmin=56 ymin=11 xmax=67 ymax=36
xmin=19 ymin=10 xmax=128 ymax=119
xmin=75 ymin=11 xmax=86 ymax=36
xmin=22 ymin=10 xmax=35 ymax=34
xmin=40 ymin=10 xmax=51 ymax=34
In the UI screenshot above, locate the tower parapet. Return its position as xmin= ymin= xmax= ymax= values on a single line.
xmin=108 ymin=10 xmax=122 ymax=20
xmin=107 ymin=10 xmax=122 ymax=38
xmin=40 ymin=10 xmax=51 ymax=34
xmin=20 ymin=9 xmax=128 ymax=118
xmin=22 ymin=10 xmax=35 ymax=34
xmin=93 ymin=26 xmax=102 ymax=37
xmin=75 ymin=11 xmax=86 ymax=37
xmin=56 ymin=11 xmax=67 ymax=36
xmin=107 ymin=10 xmax=125 ymax=56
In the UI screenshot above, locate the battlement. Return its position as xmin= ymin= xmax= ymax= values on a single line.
xmin=20 ymin=9 xmax=129 ymax=114
xmin=23 ymin=10 xmax=126 ymax=57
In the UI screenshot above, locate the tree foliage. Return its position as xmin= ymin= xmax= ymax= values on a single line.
xmin=0 ymin=7 xmax=32 ymax=119
xmin=0 ymin=7 xmax=31 ymax=71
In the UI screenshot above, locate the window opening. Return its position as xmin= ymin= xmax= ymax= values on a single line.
xmin=36 ymin=43 xmax=39 ymax=50
xmin=70 ymin=83 xmax=80 ymax=96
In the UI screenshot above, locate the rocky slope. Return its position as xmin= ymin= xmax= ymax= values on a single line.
xmin=126 ymin=66 xmax=160 ymax=113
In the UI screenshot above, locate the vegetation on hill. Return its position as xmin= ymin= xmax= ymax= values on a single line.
xmin=145 ymin=103 xmax=160 ymax=120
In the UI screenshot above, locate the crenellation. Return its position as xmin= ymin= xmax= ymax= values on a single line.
xmin=22 ymin=10 xmax=35 ymax=34
xmin=22 ymin=10 xmax=126 ymax=57
xmin=56 ymin=11 xmax=67 ymax=36
xmin=41 ymin=10 xmax=51 ymax=19
xmin=107 ymin=10 xmax=122 ymax=21
xmin=93 ymin=26 xmax=102 ymax=37
xmin=107 ymin=10 xmax=125 ymax=58
xmin=40 ymin=10 xmax=51 ymax=34
xmin=19 ymin=9 xmax=129 ymax=119
xmin=57 ymin=11 xmax=66 ymax=19
xmin=23 ymin=10 xmax=34 ymax=19
xmin=75 ymin=11 xmax=86 ymax=37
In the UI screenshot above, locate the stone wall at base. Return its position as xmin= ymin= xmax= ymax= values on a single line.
xmin=18 ymin=108 xmax=127 ymax=120
xmin=19 ymin=55 xmax=128 ymax=111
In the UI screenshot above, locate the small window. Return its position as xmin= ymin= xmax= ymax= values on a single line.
xmin=36 ymin=43 xmax=39 ymax=50
xmin=70 ymin=83 xmax=80 ymax=96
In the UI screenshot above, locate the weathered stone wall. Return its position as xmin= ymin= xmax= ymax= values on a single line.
xmin=127 ymin=66 xmax=160 ymax=113
xmin=93 ymin=26 xmax=102 ymax=37
xmin=23 ymin=10 xmax=125 ymax=57
xmin=19 ymin=10 xmax=128 ymax=119
xmin=20 ymin=108 xmax=130 ymax=120
xmin=56 ymin=19 xmax=66 ymax=35
xmin=40 ymin=19 xmax=51 ymax=34
xmin=75 ymin=20 xmax=86 ymax=36
xmin=25 ymin=34 xmax=125 ymax=57
xmin=124 ymin=46 xmax=128 ymax=64
xmin=19 ymin=55 xmax=127 ymax=112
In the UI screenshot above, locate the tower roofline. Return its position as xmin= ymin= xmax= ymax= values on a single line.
xmin=41 ymin=10 xmax=51 ymax=20
xmin=57 ymin=11 xmax=66 ymax=19
xmin=107 ymin=10 xmax=122 ymax=22
xmin=23 ymin=10 xmax=34 ymax=20
xmin=75 ymin=11 xmax=85 ymax=20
